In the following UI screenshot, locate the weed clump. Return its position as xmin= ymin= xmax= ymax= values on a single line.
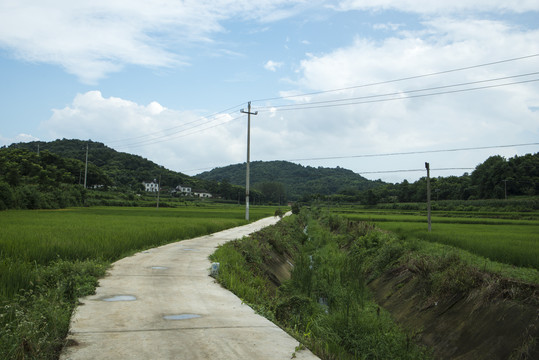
xmin=0 ymin=260 xmax=107 ymax=359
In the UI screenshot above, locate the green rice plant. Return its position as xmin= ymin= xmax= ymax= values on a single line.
xmin=334 ymin=206 xmax=539 ymax=272
xmin=379 ymin=221 xmax=539 ymax=270
xmin=0 ymin=205 xmax=275 ymax=360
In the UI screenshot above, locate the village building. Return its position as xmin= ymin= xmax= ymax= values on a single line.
xmin=142 ymin=180 xmax=159 ymax=192
xmin=174 ymin=185 xmax=192 ymax=196
xmin=193 ymin=190 xmax=212 ymax=198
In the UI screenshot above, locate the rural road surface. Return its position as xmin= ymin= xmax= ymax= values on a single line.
xmin=60 ymin=215 xmax=319 ymax=360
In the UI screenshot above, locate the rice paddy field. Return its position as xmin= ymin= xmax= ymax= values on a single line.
xmin=332 ymin=206 xmax=539 ymax=274
xmin=0 ymin=205 xmax=277 ymax=299
xmin=0 ymin=205 xmax=281 ymax=359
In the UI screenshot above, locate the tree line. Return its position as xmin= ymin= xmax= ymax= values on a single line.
xmin=2 ymin=139 xmax=537 ymax=210
xmin=322 ymin=153 xmax=538 ymax=205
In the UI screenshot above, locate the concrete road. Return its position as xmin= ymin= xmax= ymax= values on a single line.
xmin=60 ymin=216 xmax=319 ymax=360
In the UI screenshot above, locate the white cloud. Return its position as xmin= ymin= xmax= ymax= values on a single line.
xmin=264 ymin=60 xmax=284 ymax=72
xmin=373 ymin=23 xmax=403 ymax=31
xmin=40 ymin=91 xmax=246 ymax=174
xmin=262 ymin=17 xmax=539 ymax=181
xmin=0 ymin=0 xmax=306 ymax=84
xmin=336 ymin=0 xmax=539 ymax=14
xmin=0 ymin=133 xmax=40 ymax=147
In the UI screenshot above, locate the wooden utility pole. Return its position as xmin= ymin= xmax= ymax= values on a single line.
xmin=156 ymin=175 xmax=161 ymax=209
xmin=84 ymin=144 xmax=89 ymax=189
xmin=503 ymin=179 xmax=508 ymax=200
xmin=425 ymin=162 xmax=431 ymax=232
xmin=240 ymin=102 xmax=258 ymax=221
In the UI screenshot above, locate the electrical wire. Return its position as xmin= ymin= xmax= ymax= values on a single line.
xmin=252 ymin=53 xmax=539 ymax=103
xmin=96 ymin=54 xmax=539 ymax=162
xmin=256 ymin=78 xmax=539 ymax=112
xmin=181 ymin=142 xmax=539 ymax=174
xmin=255 ymin=72 xmax=539 ymax=111
xmin=284 ymin=143 xmax=539 ymax=162
xmin=357 ymin=167 xmax=474 ymax=175
xmin=104 ymin=54 xmax=539 ymax=148
xmin=117 ymin=114 xmax=245 ymax=149
xmin=107 ymin=102 xmax=246 ymax=147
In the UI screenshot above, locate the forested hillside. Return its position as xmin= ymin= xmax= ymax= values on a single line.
xmin=8 ymin=139 xmax=194 ymax=190
xmin=197 ymin=154 xmax=539 ymax=204
xmin=1 ymin=139 xmax=241 ymax=209
xmin=340 ymin=153 xmax=539 ymax=204
xmin=0 ymin=148 xmax=89 ymax=209
xmin=2 ymin=139 xmax=537 ymax=209
xmin=196 ymin=160 xmax=385 ymax=201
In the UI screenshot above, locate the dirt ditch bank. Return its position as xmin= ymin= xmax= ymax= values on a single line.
xmin=261 ymin=252 xmax=538 ymax=359
xmin=220 ymin=213 xmax=538 ymax=359
xmin=369 ymin=265 xmax=538 ymax=360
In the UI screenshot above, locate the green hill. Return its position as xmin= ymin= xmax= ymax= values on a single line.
xmin=1 ymin=138 xmax=254 ymax=209
xmin=196 ymin=160 xmax=385 ymax=201
xmin=7 ymin=139 xmax=195 ymax=190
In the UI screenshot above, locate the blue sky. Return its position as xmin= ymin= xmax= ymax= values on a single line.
xmin=1 ymin=1 xmax=538 ymax=183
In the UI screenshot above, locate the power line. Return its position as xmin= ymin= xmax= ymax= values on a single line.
xmin=101 ymin=54 xmax=539 ymax=150
xmin=107 ymin=102 xmax=246 ymax=147
xmin=255 ymin=72 xmax=539 ymax=111
xmin=357 ymin=167 xmax=474 ymax=175
xmin=285 ymin=143 xmax=539 ymax=162
xmin=181 ymin=142 xmax=539 ymax=174
xmin=252 ymin=53 xmax=539 ymax=103
xmin=256 ymin=78 xmax=539 ymax=112
xmin=116 ymin=114 xmax=244 ymax=149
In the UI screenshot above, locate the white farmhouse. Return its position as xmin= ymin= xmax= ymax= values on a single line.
xmin=175 ymin=185 xmax=192 ymax=196
xmin=142 ymin=180 xmax=159 ymax=192
xmin=194 ymin=190 xmax=212 ymax=198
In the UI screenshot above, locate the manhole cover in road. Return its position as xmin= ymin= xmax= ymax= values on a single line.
xmin=163 ymin=314 xmax=201 ymax=320
xmin=102 ymin=295 xmax=137 ymax=302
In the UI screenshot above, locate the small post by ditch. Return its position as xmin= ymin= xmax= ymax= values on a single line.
xmin=425 ymin=162 xmax=431 ymax=232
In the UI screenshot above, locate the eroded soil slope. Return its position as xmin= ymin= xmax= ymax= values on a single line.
xmin=369 ymin=265 xmax=538 ymax=360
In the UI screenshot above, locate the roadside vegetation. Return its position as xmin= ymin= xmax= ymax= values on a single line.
xmin=211 ymin=209 xmax=432 ymax=359
xmin=332 ymin=204 xmax=539 ymax=280
xmin=210 ymin=206 xmax=538 ymax=359
xmin=0 ymin=205 xmax=275 ymax=360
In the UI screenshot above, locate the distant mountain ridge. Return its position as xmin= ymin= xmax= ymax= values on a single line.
xmin=195 ymin=160 xmax=385 ymax=200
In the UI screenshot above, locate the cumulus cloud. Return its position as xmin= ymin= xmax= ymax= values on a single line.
xmin=0 ymin=0 xmax=306 ymax=84
xmin=0 ymin=133 xmax=40 ymax=147
xmin=262 ymin=17 xmax=539 ymax=180
xmin=264 ymin=60 xmax=284 ymax=72
xmin=336 ymin=0 xmax=539 ymax=14
xmin=40 ymin=91 xmax=245 ymax=173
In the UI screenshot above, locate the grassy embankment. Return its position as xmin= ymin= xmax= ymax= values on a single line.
xmin=0 ymin=205 xmax=276 ymax=360
xmin=332 ymin=205 xmax=539 ymax=282
xmin=211 ymin=210 xmax=432 ymax=359
xmin=210 ymin=205 xmax=539 ymax=359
